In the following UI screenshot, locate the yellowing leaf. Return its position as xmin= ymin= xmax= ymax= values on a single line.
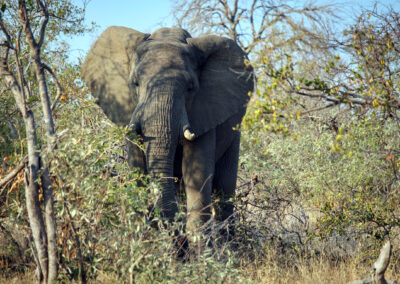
xmin=386 ymin=154 xmax=394 ymax=161
xmin=372 ymin=98 xmax=380 ymax=107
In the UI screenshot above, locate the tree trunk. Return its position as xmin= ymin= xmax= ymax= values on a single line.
xmin=1 ymin=55 xmax=50 ymax=283
xmin=24 ymin=110 xmax=49 ymax=283
xmin=41 ymin=167 xmax=57 ymax=282
xmin=33 ymin=59 xmax=58 ymax=283
xmin=30 ymin=38 xmax=58 ymax=283
xmin=3 ymin=1 xmax=58 ymax=281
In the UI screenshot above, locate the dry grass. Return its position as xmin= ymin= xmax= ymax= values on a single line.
xmin=1 ymin=255 xmax=398 ymax=283
xmin=243 ymin=257 xmax=359 ymax=283
xmin=0 ymin=272 xmax=35 ymax=284
xmin=241 ymin=253 xmax=399 ymax=284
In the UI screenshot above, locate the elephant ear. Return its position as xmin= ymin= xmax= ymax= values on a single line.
xmin=81 ymin=26 xmax=149 ymax=125
xmin=187 ymin=36 xmax=254 ymax=136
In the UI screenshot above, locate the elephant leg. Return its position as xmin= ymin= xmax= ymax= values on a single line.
xmin=182 ymin=129 xmax=216 ymax=234
xmin=213 ymin=131 xmax=240 ymax=237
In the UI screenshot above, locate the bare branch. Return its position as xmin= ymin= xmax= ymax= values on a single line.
xmin=0 ymin=155 xmax=28 ymax=192
xmin=18 ymin=0 xmax=38 ymax=49
xmin=232 ymin=0 xmax=238 ymax=20
xmin=42 ymin=63 xmax=63 ymax=111
xmin=0 ymin=26 xmax=26 ymax=115
xmin=249 ymin=0 xmax=257 ymax=40
xmin=36 ymin=0 xmax=49 ymax=49
xmin=173 ymin=0 xmax=336 ymax=53
xmin=0 ymin=13 xmax=12 ymax=49
xmin=300 ymin=102 xmax=338 ymax=115
xmin=14 ymin=28 xmax=27 ymax=101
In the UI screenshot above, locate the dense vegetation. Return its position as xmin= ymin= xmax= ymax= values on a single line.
xmin=0 ymin=0 xmax=399 ymax=283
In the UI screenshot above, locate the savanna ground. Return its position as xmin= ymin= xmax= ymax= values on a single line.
xmin=0 ymin=0 xmax=399 ymax=283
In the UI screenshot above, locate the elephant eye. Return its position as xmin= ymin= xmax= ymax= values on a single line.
xmin=187 ymin=81 xmax=194 ymax=92
xmin=130 ymin=76 xmax=139 ymax=88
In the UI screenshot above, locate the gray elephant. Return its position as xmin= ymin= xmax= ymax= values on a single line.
xmin=81 ymin=26 xmax=253 ymax=236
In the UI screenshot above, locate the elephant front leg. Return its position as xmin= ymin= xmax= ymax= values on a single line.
xmin=182 ymin=129 xmax=216 ymax=235
xmin=213 ymin=132 xmax=241 ymax=240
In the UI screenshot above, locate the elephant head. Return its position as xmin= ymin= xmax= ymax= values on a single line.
xmin=81 ymin=26 xmax=253 ymax=222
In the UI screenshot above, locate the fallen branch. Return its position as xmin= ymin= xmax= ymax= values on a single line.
xmin=348 ymin=241 xmax=398 ymax=284
xmin=0 ymin=155 xmax=28 ymax=192
xmin=0 ymin=129 xmax=67 ymax=193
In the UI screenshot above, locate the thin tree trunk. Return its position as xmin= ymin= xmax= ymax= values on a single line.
xmin=3 ymin=2 xmax=58 ymax=282
xmin=41 ymin=167 xmax=58 ymax=282
xmin=35 ymin=61 xmax=55 ymax=136
xmin=1 ymin=54 xmax=49 ymax=282
xmin=24 ymin=109 xmax=49 ymax=283
xmin=21 ymin=0 xmax=58 ymax=278
xmin=33 ymin=60 xmax=58 ymax=282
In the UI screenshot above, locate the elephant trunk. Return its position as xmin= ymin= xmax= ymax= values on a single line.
xmin=138 ymin=85 xmax=184 ymax=221
xmin=145 ymin=136 xmax=178 ymax=221
xmin=129 ymin=110 xmax=141 ymax=135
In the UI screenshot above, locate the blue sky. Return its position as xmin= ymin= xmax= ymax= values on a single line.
xmin=67 ymin=0 xmax=397 ymax=62
xmin=68 ymin=0 xmax=175 ymax=61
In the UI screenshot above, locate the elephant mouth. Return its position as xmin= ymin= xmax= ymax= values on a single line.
xmin=130 ymin=96 xmax=196 ymax=143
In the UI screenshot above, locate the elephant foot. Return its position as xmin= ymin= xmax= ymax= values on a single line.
xmin=181 ymin=228 xmax=214 ymax=259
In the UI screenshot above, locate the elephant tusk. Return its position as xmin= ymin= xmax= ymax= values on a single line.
xmin=128 ymin=123 xmax=136 ymax=132
xmin=184 ymin=129 xmax=196 ymax=141
xmin=127 ymin=123 xmax=137 ymax=137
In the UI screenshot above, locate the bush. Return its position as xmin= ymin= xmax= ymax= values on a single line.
xmin=241 ymin=106 xmax=400 ymax=261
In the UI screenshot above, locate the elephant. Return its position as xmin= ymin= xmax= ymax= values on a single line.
xmin=81 ymin=26 xmax=253 ymax=237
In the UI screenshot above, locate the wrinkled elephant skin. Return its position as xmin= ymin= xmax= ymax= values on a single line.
xmin=81 ymin=26 xmax=254 ymax=236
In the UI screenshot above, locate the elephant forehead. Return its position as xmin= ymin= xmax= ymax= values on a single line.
xmin=137 ymin=41 xmax=190 ymax=59
xmin=149 ymin=28 xmax=192 ymax=43
xmin=135 ymin=42 xmax=195 ymax=72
